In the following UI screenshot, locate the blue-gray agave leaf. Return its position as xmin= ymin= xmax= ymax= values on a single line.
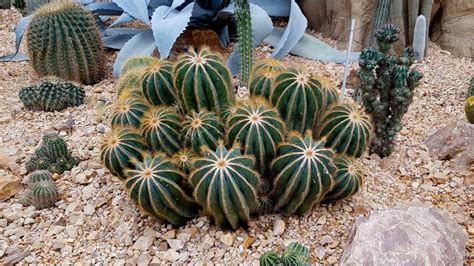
xmin=113 ymin=0 xmax=151 ymax=24
xmin=113 ymin=29 xmax=157 ymax=76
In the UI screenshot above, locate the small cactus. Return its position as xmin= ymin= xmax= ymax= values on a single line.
xmin=121 ymin=56 xmax=160 ymax=76
xmin=249 ymin=70 xmax=278 ymax=99
xmin=259 ymin=252 xmax=281 ymax=266
xmin=253 ymin=58 xmax=285 ymax=73
xmin=111 ymin=97 xmax=149 ymax=129
xmin=465 ymin=96 xmax=474 ymax=124
xmin=140 ymin=59 xmax=177 ymax=106
xmin=20 ymin=179 xmax=59 ymax=209
xmin=468 ymin=78 xmax=474 ymax=97
xmin=413 ymin=15 xmax=427 ymax=60
xmin=28 ymin=170 xmax=53 ymax=184
xmin=323 ymin=155 xmax=364 ymax=202
xmin=181 ymin=110 xmax=225 ymax=153
xmin=141 ymin=107 xmax=182 ymax=155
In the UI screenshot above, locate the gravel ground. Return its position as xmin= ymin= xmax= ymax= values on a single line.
xmin=0 ymin=9 xmax=473 ymax=265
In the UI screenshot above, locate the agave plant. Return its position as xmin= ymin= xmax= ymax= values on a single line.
xmin=2 ymin=0 xmax=360 ymax=75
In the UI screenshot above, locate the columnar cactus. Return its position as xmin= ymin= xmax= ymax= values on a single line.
xmin=271 ymin=68 xmax=324 ymax=133
xmin=28 ymin=170 xmax=53 ymax=184
xmin=19 ymin=80 xmax=85 ymax=112
xmin=100 ymin=127 xmax=147 ymax=179
xmin=317 ymin=103 xmax=372 ymax=158
xmin=190 ymin=143 xmax=260 ymax=229
xmin=27 ymin=1 xmax=105 ymax=84
xmin=20 ymin=179 xmax=59 ymax=209
xmin=227 ymin=98 xmax=285 ymax=175
xmin=125 ymin=154 xmax=197 ymax=225
xmin=369 ymin=0 xmax=391 ymax=46
xmin=249 ymin=70 xmax=278 ymax=99
xmin=140 ymin=60 xmax=177 ymax=106
xmin=271 ymin=132 xmax=336 ymax=215
xmin=173 ymin=48 xmax=234 ymax=114
xmin=412 ymin=15 xmax=427 ymax=60
xmin=141 ymin=107 xmax=182 ymax=155
xmin=323 ymin=155 xmax=364 ymax=202
xmin=111 ymin=98 xmax=149 ymax=129
xmin=181 ymin=110 xmax=224 ymax=153
xmin=235 ymin=0 xmax=252 ymax=85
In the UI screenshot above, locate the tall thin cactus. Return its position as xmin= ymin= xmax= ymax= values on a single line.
xmin=369 ymin=0 xmax=391 ymax=46
xmin=235 ymin=0 xmax=252 ymax=85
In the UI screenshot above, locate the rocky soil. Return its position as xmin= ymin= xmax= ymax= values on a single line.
xmin=0 ymin=9 xmax=473 ymax=265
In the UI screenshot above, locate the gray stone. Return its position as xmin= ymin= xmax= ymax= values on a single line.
xmin=341 ymin=202 xmax=468 ymax=265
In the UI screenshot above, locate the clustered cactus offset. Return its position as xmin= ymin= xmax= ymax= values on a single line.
xmin=260 ymin=242 xmax=311 ymax=266
xmin=100 ymin=48 xmax=371 ymax=229
xmin=465 ymin=78 xmax=474 ymax=124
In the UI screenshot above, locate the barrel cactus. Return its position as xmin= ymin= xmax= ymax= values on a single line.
xmin=260 ymin=252 xmax=281 ymax=266
xmin=249 ymin=69 xmax=278 ymax=99
xmin=323 ymin=155 xmax=364 ymax=203
xmin=141 ymin=107 xmax=182 ymax=155
xmin=121 ymin=56 xmax=160 ymax=76
xmin=253 ymin=58 xmax=285 ymax=73
xmin=19 ymin=80 xmax=85 ymax=112
xmin=317 ymin=103 xmax=372 ymax=158
xmin=140 ymin=60 xmax=177 ymax=106
xmin=100 ymin=127 xmax=147 ymax=179
xmin=271 ymin=68 xmax=324 ymax=133
xmin=171 ymin=149 xmax=195 ymax=174
xmin=465 ymin=96 xmax=474 ymax=124
xmin=190 ymin=143 xmax=260 ymax=229
xmin=125 ymin=154 xmax=197 ymax=226
xmin=271 ymin=132 xmax=336 ymax=215
xmin=227 ymin=98 xmax=285 ymax=175
xmin=173 ymin=48 xmax=234 ymax=114
xmin=27 ymin=1 xmax=105 ymax=84
xmin=28 ymin=170 xmax=53 ymax=184
xmin=181 ymin=110 xmax=225 ymax=153
xmin=20 ymin=179 xmax=59 ymax=209
xmin=111 ymin=98 xmax=149 ymax=129
xmin=116 ymin=70 xmax=144 ymax=97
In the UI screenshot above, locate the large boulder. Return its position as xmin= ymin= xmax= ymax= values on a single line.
xmin=341 ymin=202 xmax=468 ymax=265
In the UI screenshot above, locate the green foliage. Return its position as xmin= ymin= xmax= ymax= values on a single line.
xmin=19 ymin=79 xmax=85 ymax=112
xmin=323 ymin=155 xmax=364 ymax=203
xmin=28 ymin=170 xmax=53 ymax=184
xmin=181 ymin=110 xmax=224 ymax=153
xmin=235 ymin=0 xmax=252 ymax=85
xmin=125 ymin=154 xmax=197 ymax=225
xmin=190 ymin=143 xmax=259 ymax=229
xmin=271 ymin=131 xmax=336 ymax=215
xmin=26 ymin=133 xmax=79 ymax=174
xmin=357 ymin=24 xmax=422 ymax=157
xmin=259 ymin=242 xmax=311 ymax=266
xmin=317 ymin=103 xmax=372 ymax=158
xmin=141 ymin=106 xmax=182 ymax=155
xmin=100 ymin=127 xmax=147 ymax=179
xmin=140 ymin=60 xmax=177 ymax=106
xmin=174 ymin=48 xmax=234 ymax=114
xmin=27 ymin=1 xmax=105 ymax=84
xmin=227 ymin=98 xmax=285 ymax=176
xmin=111 ymin=97 xmax=149 ymax=129
xmin=271 ymin=68 xmax=324 ymax=133
xmin=20 ymin=179 xmax=59 ymax=209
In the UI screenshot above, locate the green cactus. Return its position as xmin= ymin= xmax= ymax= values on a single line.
xmin=19 ymin=80 xmax=85 ymax=112
xmin=369 ymin=0 xmax=391 ymax=47
xmin=281 ymin=242 xmax=311 ymax=266
xmin=100 ymin=127 xmax=147 ymax=179
xmin=181 ymin=110 xmax=225 ymax=153
xmin=27 ymin=1 xmax=105 ymax=84
xmin=20 ymin=179 xmax=59 ymax=209
xmin=253 ymin=58 xmax=285 ymax=73
xmin=121 ymin=56 xmax=160 ymax=76
xmin=316 ymin=103 xmax=372 ymax=158
xmin=249 ymin=69 xmax=278 ymax=99
xmin=259 ymin=252 xmax=281 ymax=266
xmin=171 ymin=149 xmax=195 ymax=174
xmin=111 ymin=97 xmax=149 ymax=129
xmin=357 ymin=25 xmax=422 ymax=157
xmin=174 ymin=47 xmax=234 ymax=114
xmin=320 ymin=85 xmax=340 ymax=115
xmin=28 ymin=170 xmax=53 ymax=184
xmin=116 ymin=69 xmax=144 ymax=97
xmin=465 ymin=96 xmax=474 ymax=124
xmin=227 ymin=98 xmax=285 ymax=176
xmin=468 ymin=78 xmax=474 ymax=97
xmin=271 ymin=68 xmax=324 ymax=133
xmin=235 ymin=0 xmax=252 ymax=85
xmin=190 ymin=142 xmax=260 ymax=229
xmin=125 ymin=154 xmax=197 ymax=226
xmin=140 ymin=60 xmax=177 ymax=106
xmin=141 ymin=107 xmax=182 ymax=155
xmin=271 ymin=131 xmax=336 ymax=215
xmin=323 ymin=155 xmax=364 ymax=203
xmin=25 ymin=0 xmax=51 ymax=14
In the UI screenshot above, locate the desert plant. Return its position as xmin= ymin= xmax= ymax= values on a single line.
xmin=20 ymin=179 xmax=59 ymax=209
xmin=227 ymin=98 xmax=285 ymax=175
xmin=28 ymin=170 xmax=53 ymax=184
xmin=323 ymin=155 xmax=364 ymax=203
xmin=181 ymin=110 xmax=225 ymax=153
xmin=369 ymin=0 xmax=391 ymax=47
xmin=116 ymin=70 xmax=145 ymax=98
xmin=253 ymin=58 xmax=285 ymax=73
xmin=412 ymin=15 xmax=426 ymax=60
xmin=271 ymin=131 xmax=336 ymax=215
xmin=316 ymin=103 xmax=372 ymax=158
xmin=235 ymin=0 xmax=252 ymax=85
xmin=249 ymin=69 xmax=279 ymax=99
xmin=190 ymin=142 xmax=259 ymax=229
xmin=357 ymin=25 xmax=423 ymax=157
xmin=465 ymin=97 xmax=474 ymax=124
xmin=125 ymin=154 xmax=197 ymax=226
xmin=260 ymin=252 xmax=281 ymax=266
xmin=173 ymin=48 xmax=234 ymax=114
xmin=259 ymin=242 xmax=311 ymax=266
xmin=271 ymin=68 xmax=324 ymax=133
xmin=140 ymin=106 xmax=182 ymax=155
xmin=111 ymin=97 xmax=149 ymax=129
xmin=27 ymin=1 xmax=105 ymax=84
xmin=468 ymin=78 xmax=474 ymax=97
xmin=19 ymin=79 xmax=85 ymax=112
xmin=140 ymin=59 xmax=177 ymax=106
xmin=100 ymin=127 xmax=147 ymax=179
xmin=171 ymin=149 xmax=195 ymax=174
xmin=121 ymin=56 xmax=160 ymax=76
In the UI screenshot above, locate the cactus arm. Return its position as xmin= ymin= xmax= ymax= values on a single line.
xmin=235 ymin=0 xmax=252 ymax=85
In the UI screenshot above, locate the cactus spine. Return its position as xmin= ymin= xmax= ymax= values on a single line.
xmin=125 ymin=154 xmax=197 ymax=225
xmin=227 ymin=98 xmax=285 ymax=175
xmin=121 ymin=56 xmax=160 ymax=76
xmin=111 ymin=98 xmax=149 ymax=129
xmin=100 ymin=127 xmax=147 ymax=179
xmin=271 ymin=68 xmax=324 ymax=133
xmin=323 ymin=155 xmax=364 ymax=202
xmin=181 ymin=110 xmax=225 ymax=153
xmin=141 ymin=107 xmax=182 ymax=155
xmin=317 ymin=103 xmax=372 ymax=158
xmin=235 ymin=0 xmax=252 ymax=85
xmin=171 ymin=149 xmax=195 ymax=174
xmin=174 ymin=48 xmax=234 ymax=114
xmin=271 ymin=132 xmax=336 ymax=215
xmin=412 ymin=15 xmax=426 ymax=60
xmin=140 ymin=60 xmax=177 ymax=106
xmin=190 ymin=143 xmax=260 ymax=229
xmin=27 ymin=1 xmax=105 ymax=84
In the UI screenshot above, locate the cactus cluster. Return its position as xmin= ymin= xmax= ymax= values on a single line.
xmin=26 ymin=133 xmax=79 ymax=174
xmin=27 ymin=1 xmax=105 ymax=84
xmin=260 ymin=242 xmax=311 ymax=266
xmin=20 ymin=170 xmax=59 ymax=209
xmin=19 ymin=79 xmax=85 ymax=112
xmin=101 ymin=48 xmax=371 ymax=229
xmin=357 ymin=25 xmax=422 ymax=157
